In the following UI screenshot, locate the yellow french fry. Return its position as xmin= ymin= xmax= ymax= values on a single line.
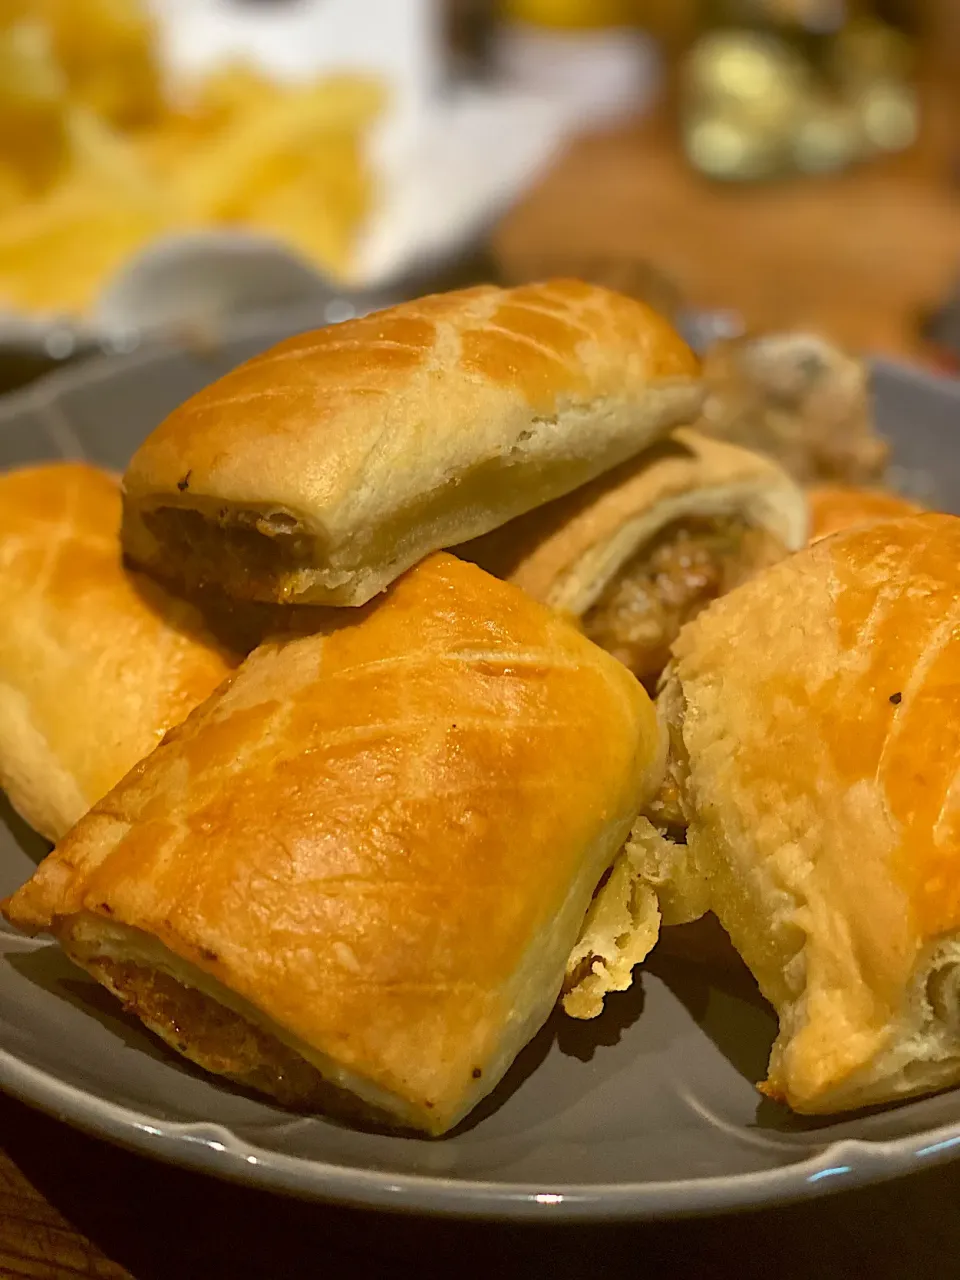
xmin=172 ymin=75 xmax=386 ymax=221
xmin=35 ymin=0 xmax=163 ymax=128
xmin=0 ymin=0 xmax=387 ymax=315
xmin=0 ymin=178 xmax=174 ymax=312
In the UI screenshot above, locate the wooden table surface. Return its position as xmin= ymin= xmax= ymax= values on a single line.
xmin=495 ymin=86 xmax=960 ymax=363
xmin=6 ymin=95 xmax=960 ymax=1280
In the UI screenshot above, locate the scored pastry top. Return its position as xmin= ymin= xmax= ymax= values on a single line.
xmin=5 ymin=553 xmax=661 ymax=1134
xmin=121 ymin=279 xmax=703 ymax=607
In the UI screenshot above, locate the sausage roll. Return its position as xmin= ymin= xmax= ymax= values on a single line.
xmin=121 ymin=280 xmax=702 ymax=608
xmin=4 ymin=553 xmax=661 ymax=1135
xmin=0 ymin=462 xmax=238 ymax=842
xmin=635 ymin=514 xmax=960 ymax=1112
xmin=461 ymin=428 xmax=807 ymax=690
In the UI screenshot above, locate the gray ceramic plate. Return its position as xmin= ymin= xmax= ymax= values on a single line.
xmin=1 ymin=331 xmax=960 ymax=1221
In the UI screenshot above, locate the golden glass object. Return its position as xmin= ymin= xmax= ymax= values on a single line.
xmin=500 ymin=0 xmax=637 ymax=27
xmin=680 ymin=1 xmax=918 ymax=180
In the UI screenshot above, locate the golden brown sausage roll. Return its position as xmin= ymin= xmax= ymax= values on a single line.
xmin=461 ymin=428 xmax=807 ymax=690
xmin=0 ymin=462 xmax=238 ymax=842
xmin=634 ymin=513 xmax=960 ymax=1112
xmin=807 ymin=484 xmax=925 ymax=543
xmin=3 ymin=553 xmax=661 ymax=1135
xmin=121 ymin=280 xmax=702 ymax=608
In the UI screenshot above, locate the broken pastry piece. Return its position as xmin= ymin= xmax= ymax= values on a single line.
xmin=460 ymin=428 xmax=807 ymax=690
xmin=563 ymin=670 xmax=710 ymax=1020
xmin=4 ymin=554 xmax=662 ymax=1135
xmin=0 ymin=462 xmax=239 ymax=841
xmin=563 ymin=817 xmax=709 ymax=1018
xmin=121 ymin=280 xmax=702 ymax=608
xmin=627 ymin=514 xmax=960 ymax=1113
xmin=698 ymin=332 xmax=889 ymax=486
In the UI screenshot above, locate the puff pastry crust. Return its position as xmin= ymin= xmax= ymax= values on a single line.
xmin=0 ymin=463 xmax=237 ymax=841
xmin=461 ymin=428 xmax=807 ymax=691
xmin=4 ymin=553 xmax=661 ymax=1134
xmin=121 ymin=280 xmax=702 ymax=607
xmin=652 ymin=514 xmax=960 ymax=1111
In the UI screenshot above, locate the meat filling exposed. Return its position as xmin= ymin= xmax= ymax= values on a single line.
xmin=582 ymin=517 xmax=785 ymax=690
xmin=141 ymin=505 xmax=312 ymax=598
xmin=79 ymin=953 xmax=389 ymax=1124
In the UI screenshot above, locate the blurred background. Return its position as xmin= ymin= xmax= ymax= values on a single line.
xmin=0 ymin=0 xmax=958 ymax=391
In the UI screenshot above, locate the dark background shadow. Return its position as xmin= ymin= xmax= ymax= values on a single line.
xmin=555 ymin=971 xmax=647 ymax=1063
xmin=455 ymin=978 xmax=648 ymax=1134
xmin=646 ymin=950 xmax=776 ymax=1087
